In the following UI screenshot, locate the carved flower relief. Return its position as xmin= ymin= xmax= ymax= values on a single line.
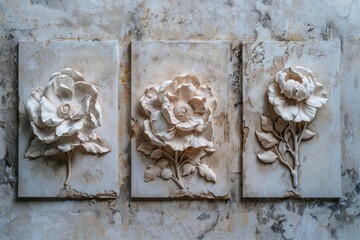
xmin=256 ymin=66 xmax=328 ymax=189
xmin=140 ymin=75 xmax=217 ymax=151
xmin=268 ymin=66 xmax=328 ymax=122
xmin=137 ymin=75 xmax=218 ymax=190
xmin=25 ymin=68 xmax=111 ymax=185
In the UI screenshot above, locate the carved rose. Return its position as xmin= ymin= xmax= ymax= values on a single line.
xmin=140 ymin=75 xmax=217 ymax=151
xmin=268 ymin=66 xmax=327 ymax=122
xmin=25 ymin=68 xmax=111 ymax=158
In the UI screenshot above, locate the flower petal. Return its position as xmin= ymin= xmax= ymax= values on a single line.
xmin=305 ymin=82 xmax=328 ymax=108
xmin=88 ymin=100 xmax=102 ymax=126
xmin=293 ymin=83 xmax=309 ymax=101
xmin=190 ymin=122 xmax=214 ymax=148
xmin=188 ymin=96 xmax=206 ymax=114
xmin=72 ymin=96 xmax=91 ymax=120
xmin=27 ymin=87 xmax=46 ymax=128
xmin=176 ymin=119 xmax=199 ymax=131
xmin=287 ymin=67 xmax=305 ymax=82
xmin=191 ymin=115 xmax=208 ymax=132
xmin=158 ymin=80 xmax=175 ymax=103
xmin=150 ymin=110 xmax=176 ymax=141
xmin=143 ymin=120 xmax=166 ymax=146
xmin=55 ymin=119 xmax=83 ymax=137
xmin=161 ymin=94 xmax=180 ymax=125
xmin=140 ymin=85 xmax=161 ymax=116
xmin=176 ymin=84 xmax=197 ymax=101
xmin=51 ymin=75 xmax=75 ymax=102
xmin=188 ymin=97 xmax=212 ymax=122
xmin=196 ymin=85 xmax=217 ymax=111
xmin=283 ymin=79 xmax=296 ymax=99
xmin=164 ymin=129 xmax=192 ymax=151
xmin=268 ymin=83 xmax=281 ymax=104
xmin=57 ymin=83 xmax=73 ymax=102
xmin=73 ymin=81 xmax=99 ymax=103
xmin=188 ymin=96 xmax=212 ymax=131
xmin=43 ymin=81 xmax=61 ymax=106
xmin=273 ymin=97 xmax=299 ymax=121
xmin=60 ymin=68 xmax=85 ymax=82
xmin=174 ymin=75 xmax=200 ymax=89
xmin=49 ymin=72 xmax=62 ymax=81
xmin=295 ymin=102 xmax=317 ymax=122
xmin=77 ymin=118 xmax=95 ymax=141
xmin=293 ymin=66 xmax=315 ymax=80
xmin=31 ymin=122 xmax=58 ymax=144
xmin=40 ymin=97 xmax=64 ymax=126
xmin=276 ymin=71 xmax=287 ymax=92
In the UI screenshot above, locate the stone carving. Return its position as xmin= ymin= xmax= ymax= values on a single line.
xmin=256 ymin=66 xmax=328 ymax=188
xmin=137 ymin=75 xmax=217 ymax=189
xmin=25 ymin=68 xmax=111 ymax=186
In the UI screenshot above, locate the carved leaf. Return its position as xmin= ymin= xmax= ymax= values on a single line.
xmin=275 ymin=117 xmax=288 ymax=133
xmin=182 ymin=163 xmax=196 ymax=176
xmin=279 ymin=142 xmax=287 ymax=156
xmin=25 ymin=137 xmax=59 ymax=158
xmin=150 ymin=149 xmax=164 ymax=159
xmin=183 ymin=147 xmax=207 ymax=160
xmin=160 ymin=168 xmax=173 ymax=180
xmin=285 ymin=131 xmax=291 ymax=142
xmin=255 ymin=131 xmax=278 ymax=149
xmin=155 ymin=158 xmax=169 ymax=168
xmin=257 ymin=151 xmax=278 ymax=164
xmin=302 ymin=129 xmax=316 ymax=140
xmin=80 ymin=134 xmax=111 ymax=154
xmin=137 ymin=141 xmax=155 ymax=155
xmin=198 ymin=164 xmax=216 ymax=183
xmin=144 ymin=165 xmax=162 ymax=182
xmin=260 ymin=115 xmax=273 ymax=132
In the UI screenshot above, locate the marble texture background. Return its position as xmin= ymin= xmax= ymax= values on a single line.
xmin=0 ymin=0 xmax=359 ymax=239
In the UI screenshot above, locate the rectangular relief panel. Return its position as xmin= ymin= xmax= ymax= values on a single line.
xmin=18 ymin=41 xmax=119 ymax=199
xmin=242 ymin=40 xmax=341 ymax=198
xmin=131 ymin=41 xmax=230 ymax=199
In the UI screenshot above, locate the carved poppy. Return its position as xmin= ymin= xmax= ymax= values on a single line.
xmin=268 ymin=66 xmax=328 ymax=122
xmin=140 ymin=75 xmax=217 ymax=151
xmin=25 ymin=68 xmax=110 ymax=158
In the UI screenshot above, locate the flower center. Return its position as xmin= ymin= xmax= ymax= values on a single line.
xmin=57 ymin=102 xmax=79 ymax=119
xmin=174 ymin=101 xmax=193 ymax=122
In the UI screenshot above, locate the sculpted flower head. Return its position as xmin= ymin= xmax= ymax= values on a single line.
xmin=268 ymin=66 xmax=328 ymax=122
xmin=140 ymin=75 xmax=217 ymax=151
xmin=25 ymin=68 xmax=110 ymax=158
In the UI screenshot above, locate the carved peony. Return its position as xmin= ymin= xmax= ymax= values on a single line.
xmin=25 ymin=68 xmax=111 ymax=185
xmin=140 ymin=75 xmax=217 ymax=151
xmin=268 ymin=66 xmax=328 ymax=122
xmin=137 ymin=75 xmax=217 ymax=190
xmin=257 ymin=66 xmax=327 ymax=189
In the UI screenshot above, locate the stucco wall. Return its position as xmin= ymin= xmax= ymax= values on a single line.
xmin=0 ymin=0 xmax=359 ymax=239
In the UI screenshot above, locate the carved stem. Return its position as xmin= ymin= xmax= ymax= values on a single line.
xmin=64 ymin=150 xmax=74 ymax=186
xmin=173 ymin=151 xmax=185 ymax=190
xmin=162 ymin=151 xmax=176 ymax=163
xmin=297 ymin=122 xmax=308 ymax=145
xmin=274 ymin=146 xmax=293 ymax=172
xmin=290 ymin=121 xmax=299 ymax=188
xmin=171 ymin=176 xmax=185 ymax=189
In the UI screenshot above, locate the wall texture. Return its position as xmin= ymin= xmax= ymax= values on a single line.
xmin=0 ymin=0 xmax=359 ymax=239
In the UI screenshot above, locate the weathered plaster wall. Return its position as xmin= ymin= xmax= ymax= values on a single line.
xmin=0 ymin=0 xmax=359 ymax=239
